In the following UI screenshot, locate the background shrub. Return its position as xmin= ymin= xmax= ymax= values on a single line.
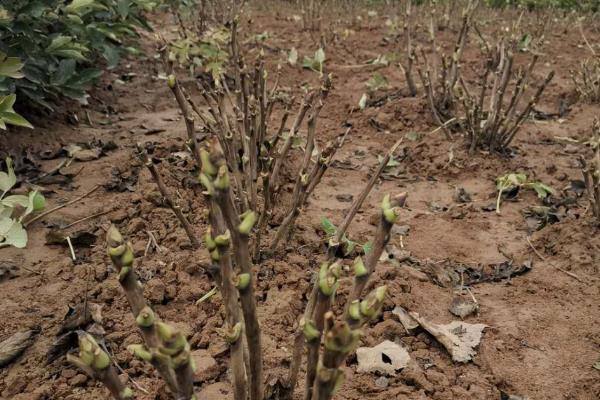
xmin=0 ymin=0 xmax=159 ymax=114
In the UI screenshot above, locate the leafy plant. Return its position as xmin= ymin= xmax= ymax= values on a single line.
xmin=302 ymin=48 xmax=326 ymax=74
xmin=495 ymin=173 xmax=554 ymax=214
xmin=167 ymin=27 xmax=230 ymax=82
xmin=0 ymin=157 xmax=45 ymax=248
xmin=0 ymin=53 xmax=32 ymax=129
xmin=0 ymin=0 xmax=158 ymax=111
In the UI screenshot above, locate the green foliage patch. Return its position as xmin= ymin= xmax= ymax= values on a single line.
xmin=0 ymin=0 xmax=159 ymax=113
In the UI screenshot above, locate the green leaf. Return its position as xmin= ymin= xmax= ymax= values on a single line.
xmin=0 ymin=111 xmax=33 ymax=129
xmin=0 ymin=157 xmax=17 ymax=194
xmin=0 ymin=56 xmax=25 ymax=79
xmin=320 ymin=217 xmax=337 ymax=237
xmin=0 ymin=94 xmax=16 ymax=112
xmin=526 ymin=182 xmax=554 ymax=199
xmin=0 ymin=217 xmax=27 ymax=248
xmin=1 ymin=195 xmax=30 ymax=208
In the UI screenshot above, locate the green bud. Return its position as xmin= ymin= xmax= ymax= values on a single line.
xmin=167 ymin=74 xmax=176 ymax=89
xmin=128 ymin=344 xmax=153 ymax=362
xmin=117 ymin=266 xmax=131 ymax=282
xmin=318 ymin=262 xmax=341 ymax=297
xmin=225 ymin=322 xmax=242 ymax=343
xmin=200 ymin=149 xmax=217 ymax=177
xmin=214 ymin=165 xmax=230 ymax=190
xmin=238 ymin=211 xmax=257 ymax=235
xmin=120 ymin=244 xmax=135 ymax=266
xmin=381 ymin=194 xmax=391 ymax=211
xmin=300 ymin=173 xmax=308 ymax=185
xmin=383 ymin=207 xmax=399 ymax=224
xmin=106 ymin=225 xmax=124 ymax=248
xmin=156 ymin=322 xmax=175 ymax=342
xmin=198 ymin=173 xmax=215 ymax=195
xmin=121 ymin=387 xmax=134 ymax=399
xmin=359 ymin=286 xmax=387 ymax=319
xmin=210 ymin=248 xmax=221 ymax=261
xmin=32 ymin=192 xmax=46 ymax=211
xmin=302 ymin=319 xmax=320 ymax=341
xmin=79 ymin=349 xmax=94 ymax=366
xmin=136 ymin=306 xmax=156 ymax=328
xmin=348 ymin=300 xmax=361 ymax=321
xmin=108 ymin=244 xmax=126 ymax=258
xmin=171 ymin=344 xmax=191 ymax=368
xmin=235 ymin=273 xmax=251 ymax=291
xmin=92 ymin=348 xmax=111 ymax=370
xmin=215 ymin=230 xmax=231 ymax=247
xmin=352 ymin=257 xmax=367 ymax=277
xmin=204 ymin=228 xmax=216 ymax=251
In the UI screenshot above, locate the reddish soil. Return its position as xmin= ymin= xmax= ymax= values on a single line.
xmin=1 ymin=3 xmax=599 ymax=400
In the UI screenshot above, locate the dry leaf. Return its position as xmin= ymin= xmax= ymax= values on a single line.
xmin=409 ymin=312 xmax=486 ymax=363
xmin=392 ymin=306 xmax=419 ymax=334
xmin=356 ymin=340 xmax=410 ymax=375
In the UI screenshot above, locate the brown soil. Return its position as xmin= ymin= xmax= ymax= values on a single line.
xmin=1 ymin=4 xmax=599 ymax=400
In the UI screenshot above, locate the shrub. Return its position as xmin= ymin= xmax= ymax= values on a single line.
xmin=0 ymin=0 xmax=159 ymax=112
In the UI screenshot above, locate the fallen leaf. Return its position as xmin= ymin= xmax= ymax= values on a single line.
xmin=356 ymin=340 xmax=410 ymax=375
xmin=0 ymin=329 xmax=38 ymax=367
xmin=392 ymin=306 xmax=419 ymax=334
xmin=409 ymin=312 xmax=486 ymax=363
xmin=448 ymin=297 xmax=479 ymax=319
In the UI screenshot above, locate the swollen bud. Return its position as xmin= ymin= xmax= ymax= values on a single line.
xmin=92 ymin=347 xmax=111 ymax=370
xmin=214 ymin=165 xmax=230 ymax=190
xmin=200 ymin=149 xmax=217 ymax=177
xmin=156 ymin=321 xmax=175 ymax=342
xmin=135 ymin=306 xmax=156 ymax=328
xmin=167 ymin=74 xmax=176 ymax=89
xmin=128 ymin=344 xmax=153 ymax=362
xmin=359 ymin=286 xmax=387 ymax=320
xmin=204 ymin=228 xmax=216 ymax=251
xmin=238 ymin=211 xmax=257 ymax=235
xmin=318 ymin=261 xmax=341 ymax=297
xmin=352 ymin=257 xmax=367 ymax=277
xmin=302 ymin=318 xmax=320 ymax=341
xmin=215 ymin=230 xmax=231 ymax=247
xmin=235 ymin=273 xmax=251 ymax=291
xmin=348 ymin=300 xmax=361 ymax=321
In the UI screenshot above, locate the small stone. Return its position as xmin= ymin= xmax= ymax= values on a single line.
xmin=191 ymin=350 xmax=219 ymax=382
xmin=208 ymin=340 xmax=229 ymax=358
xmin=375 ymin=376 xmax=389 ymax=388
xmin=69 ymin=374 xmax=88 ymax=387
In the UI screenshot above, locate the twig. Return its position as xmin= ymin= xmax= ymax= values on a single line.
xmin=24 ymin=185 xmax=101 ymax=228
xmin=526 ymin=237 xmax=584 ymax=283
xmin=66 ymin=236 xmax=76 ymax=261
xmin=62 ymin=209 xmax=113 ymax=230
xmin=195 ymin=286 xmax=218 ymax=305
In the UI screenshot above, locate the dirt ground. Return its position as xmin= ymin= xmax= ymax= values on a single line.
xmin=1 ymin=3 xmax=599 ymax=400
